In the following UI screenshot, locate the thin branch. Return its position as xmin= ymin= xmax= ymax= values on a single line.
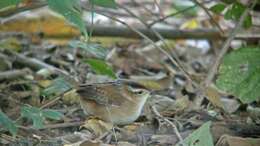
xmin=192 ymin=0 xmax=224 ymax=34
xmin=40 ymin=95 xmax=63 ymax=109
xmin=151 ymin=106 xmax=185 ymax=145
xmin=117 ymin=3 xmax=198 ymax=87
xmin=19 ymin=121 xmax=84 ymax=130
xmin=131 ymin=0 xmax=161 ymax=19
xmin=148 ymin=5 xmax=197 ymax=27
xmin=4 ymin=50 xmax=69 ymax=76
xmin=153 ymin=0 xmax=164 ymax=17
xmin=0 ymin=68 xmax=31 ymax=80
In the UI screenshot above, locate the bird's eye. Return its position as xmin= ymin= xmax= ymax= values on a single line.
xmin=135 ymin=90 xmax=143 ymax=94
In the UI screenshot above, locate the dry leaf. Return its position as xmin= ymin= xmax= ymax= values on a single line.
xmin=81 ymin=119 xmax=113 ymax=136
xmin=117 ymin=141 xmax=136 ymax=146
xmin=130 ymin=72 xmax=173 ymax=90
xmin=205 ymin=86 xmax=224 ymax=109
xmin=216 ymin=135 xmax=260 ymax=146
xmin=62 ymin=89 xmax=80 ymax=104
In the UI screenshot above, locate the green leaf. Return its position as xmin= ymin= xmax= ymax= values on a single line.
xmin=177 ymin=121 xmax=214 ymax=146
xmin=90 ymin=0 xmax=117 ymax=9
xmin=210 ymin=3 xmax=226 ymax=14
xmin=47 ymin=0 xmax=87 ymax=37
xmin=85 ymin=59 xmax=116 ymax=79
xmin=216 ymin=47 xmax=260 ymax=103
xmin=224 ymin=7 xmax=233 ymax=20
xmin=0 ymin=0 xmax=21 ymax=10
xmin=222 ymin=0 xmax=233 ymax=4
xmin=41 ymin=77 xmax=72 ymax=97
xmin=31 ymin=115 xmax=44 ymax=129
xmin=21 ymin=106 xmax=44 ymax=129
xmin=243 ymin=14 xmax=252 ymax=28
xmin=0 ymin=111 xmax=17 ymax=136
xmin=21 ymin=106 xmax=63 ymax=129
xmin=230 ymin=2 xmax=245 ymax=20
xmin=42 ymin=110 xmax=63 ymax=120
xmin=69 ymin=40 xmax=108 ymax=59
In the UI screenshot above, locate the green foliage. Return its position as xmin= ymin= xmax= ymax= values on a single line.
xmin=229 ymin=2 xmax=245 ymax=20
xmin=210 ymin=2 xmax=252 ymax=28
xmin=0 ymin=0 xmax=117 ymax=37
xmin=42 ymin=109 xmax=64 ymax=120
xmin=47 ymin=0 xmax=88 ymax=38
xmin=243 ymin=14 xmax=252 ymax=28
xmin=216 ymin=47 xmax=260 ymax=103
xmin=21 ymin=106 xmax=63 ymax=129
xmin=69 ymin=40 xmax=108 ymax=59
xmin=41 ymin=77 xmax=72 ymax=97
xmin=177 ymin=121 xmax=214 ymax=146
xmin=0 ymin=0 xmax=21 ymax=10
xmin=222 ymin=0 xmax=233 ymax=4
xmin=90 ymin=0 xmax=117 ymax=8
xmin=0 ymin=111 xmax=17 ymax=136
xmin=224 ymin=7 xmax=232 ymax=19
xmin=85 ymin=59 xmax=116 ymax=79
xmin=210 ymin=3 xmax=226 ymax=14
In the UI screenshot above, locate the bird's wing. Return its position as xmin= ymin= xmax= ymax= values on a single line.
xmin=76 ymin=82 xmax=124 ymax=106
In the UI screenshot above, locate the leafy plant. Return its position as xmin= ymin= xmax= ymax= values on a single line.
xmin=0 ymin=111 xmax=17 ymax=136
xmin=0 ymin=0 xmax=117 ymax=37
xmin=210 ymin=2 xmax=252 ymax=28
xmin=0 ymin=0 xmax=21 ymax=10
xmin=85 ymin=58 xmax=116 ymax=79
xmin=216 ymin=47 xmax=260 ymax=103
xmin=69 ymin=40 xmax=108 ymax=59
xmin=21 ymin=106 xmax=63 ymax=129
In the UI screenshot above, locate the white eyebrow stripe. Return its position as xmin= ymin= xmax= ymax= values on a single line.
xmin=131 ymin=88 xmax=143 ymax=92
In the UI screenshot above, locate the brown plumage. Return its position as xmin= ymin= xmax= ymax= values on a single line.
xmin=77 ymin=80 xmax=150 ymax=125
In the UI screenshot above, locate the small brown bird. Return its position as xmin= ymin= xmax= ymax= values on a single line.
xmin=77 ymin=80 xmax=150 ymax=125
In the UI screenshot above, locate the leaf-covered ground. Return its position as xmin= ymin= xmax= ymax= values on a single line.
xmin=0 ymin=0 xmax=260 ymax=146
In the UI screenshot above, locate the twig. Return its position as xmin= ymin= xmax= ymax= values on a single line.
xmin=85 ymin=24 xmax=223 ymax=39
xmin=148 ymin=5 xmax=197 ymax=27
xmin=116 ymin=3 xmax=198 ymax=88
xmin=131 ymin=0 xmax=161 ymax=19
xmin=4 ymin=50 xmax=69 ymax=76
xmin=0 ymin=68 xmax=31 ymax=80
xmin=192 ymin=0 xmax=224 ymax=34
xmin=82 ymin=24 xmax=259 ymax=40
xmin=153 ymin=0 xmax=163 ymax=17
xmin=40 ymin=95 xmax=63 ymax=109
xmin=19 ymin=121 xmax=84 ymax=130
xmin=151 ymin=106 xmax=185 ymax=145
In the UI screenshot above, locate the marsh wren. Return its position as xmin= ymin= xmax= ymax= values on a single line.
xmin=77 ymin=80 xmax=150 ymax=125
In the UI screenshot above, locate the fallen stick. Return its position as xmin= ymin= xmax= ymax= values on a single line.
xmin=4 ymin=50 xmax=69 ymax=76
xmin=0 ymin=68 xmax=31 ymax=80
